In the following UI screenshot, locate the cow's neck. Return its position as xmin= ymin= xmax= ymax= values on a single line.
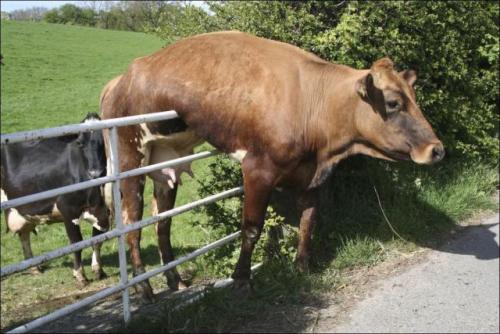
xmin=303 ymin=64 xmax=365 ymax=188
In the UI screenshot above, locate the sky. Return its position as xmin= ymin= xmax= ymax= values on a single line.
xmin=0 ymin=1 xmax=208 ymax=12
xmin=1 ymin=1 xmax=78 ymax=12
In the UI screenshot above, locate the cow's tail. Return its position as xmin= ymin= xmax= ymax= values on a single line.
xmin=99 ymin=74 xmax=126 ymax=221
xmin=99 ymin=74 xmax=124 ymax=112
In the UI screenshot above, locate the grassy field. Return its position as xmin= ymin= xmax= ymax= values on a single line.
xmin=1 ymin=20 xmax=498 ymax=332
xmin=0 ymin=20 xmax=164 ymax=133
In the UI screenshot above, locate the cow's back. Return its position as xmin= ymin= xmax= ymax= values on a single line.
xmin=112 ymin=31 xmax=329 ymax=161
xmin=1 ymin=138 xmax=77 ymax=215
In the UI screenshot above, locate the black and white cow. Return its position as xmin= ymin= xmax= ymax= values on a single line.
xmin=1 ymin=113 xmax=110 ymax=285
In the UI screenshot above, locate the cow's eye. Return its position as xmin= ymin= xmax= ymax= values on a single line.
xmin=386 ymin=100 xmax=400 ymax=111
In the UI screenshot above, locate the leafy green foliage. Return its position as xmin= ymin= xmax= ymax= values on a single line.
xmin=207 ymin=1 xmax=346 ymax=50
xmin=145 ymin=3 xmax=216 ymax=45
xmin=44 ymin=4 xmax=97 ymax=26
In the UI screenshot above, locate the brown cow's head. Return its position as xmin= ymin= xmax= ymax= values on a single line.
xmin=354 ymin=58 xmax=444 ymax=164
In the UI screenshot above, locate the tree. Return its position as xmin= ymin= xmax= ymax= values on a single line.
xmin=9 ymin=7 xmax=48 ymax=21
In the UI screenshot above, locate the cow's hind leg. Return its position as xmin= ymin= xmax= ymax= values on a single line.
xmin=232 ymin=155 xmax=277 ymax=292
xmin=120 ymin=175 xmax=155 ymax=302
xmin=152 ymin=180 xmax=187 ymax=291
xmin=62 ymin=219 xmax=89 ymax=286
xmin=19 ymin=230 xmax=43 ymax=274
xmin=295 ymin=190 xmax=318 ymax=273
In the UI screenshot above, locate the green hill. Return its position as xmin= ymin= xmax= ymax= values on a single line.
xmin=0 ymin=20 xmax=164 ymax=133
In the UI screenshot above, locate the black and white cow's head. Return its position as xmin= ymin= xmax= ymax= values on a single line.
xmin=76 ymin=113 xmax=106 ymax=179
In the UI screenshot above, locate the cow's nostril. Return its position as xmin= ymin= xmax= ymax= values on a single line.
xmin=431 ymin=144 xmax=445 ymax=162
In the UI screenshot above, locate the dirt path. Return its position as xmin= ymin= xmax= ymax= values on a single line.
xmin=316 ymin=213 xmax=499 ymax=333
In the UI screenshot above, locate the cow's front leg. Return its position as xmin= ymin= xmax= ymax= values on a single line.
xmin=120 ymin=175 xmax=154 ymax=302
xmin=295 ymin=189 xmax=318 ymax=273
xmin=91 ymin=227 xmax=107 ymax=280
xmin=152 ymin=180 xmax=187 ymax=291
xmin=232 ymin=155 xmax=277 ymax=291
xmin=18 ymin=230 xmax=43 ymax=274
xmin=90 ymin=202 xmax=110 ymax=280
xmin=62 ymin=219 xmax=89 ymax=286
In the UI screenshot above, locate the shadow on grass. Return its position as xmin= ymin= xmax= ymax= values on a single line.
xmin=272 ymin=156 xmax=497 ymax=268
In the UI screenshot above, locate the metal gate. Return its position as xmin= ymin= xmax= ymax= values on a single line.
xmin=0 ymin=111 xmax=245 ymax=333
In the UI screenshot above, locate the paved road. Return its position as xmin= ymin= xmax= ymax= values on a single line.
xmin=328 ymin=214 xmax=499 ymax=333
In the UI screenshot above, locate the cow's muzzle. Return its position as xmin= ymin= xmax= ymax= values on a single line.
xmin=411 ymin=142 xmax=445 ymax=164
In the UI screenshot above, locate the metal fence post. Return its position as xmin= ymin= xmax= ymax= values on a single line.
xmin=109 ymin=126 xmax=131 ymax=323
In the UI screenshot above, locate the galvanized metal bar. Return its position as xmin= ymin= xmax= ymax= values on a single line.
xmin=119 ymin=150 xmax=217 ymax=180
xmin=1 ymin=110 xmax=179 ymax=145
xmin=1 ymin=186 xmax=244 ymax=277
xmin=0 ymin=150 xmax=218 ymax=211
xmin=1 ymin=174 xmax=115 ymax=211
xmin=109 ymin=126 xmax=131 ymax=324
xmin=7 ymin=231 xmax=242 ymax=334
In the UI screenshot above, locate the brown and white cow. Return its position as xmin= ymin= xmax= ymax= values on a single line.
xmin=101 ymin=31 xmax=444 ymax=300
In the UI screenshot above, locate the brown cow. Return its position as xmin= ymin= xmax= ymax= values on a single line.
xmin=101 ymin=31 xmax=444 ymax=301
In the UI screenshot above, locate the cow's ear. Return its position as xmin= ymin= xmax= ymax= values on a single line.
xmin=400 ymin=69 xmax=417 ymax=87
xmin=355 ymin=73 xmax=374 ymax=100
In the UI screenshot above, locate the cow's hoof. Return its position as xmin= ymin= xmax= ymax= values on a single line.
xmin=178 ymin=280 xmax=188 ymax=290
xmin=232 ymin=279 xmax=253 ymax=297
xmin=93 ymin=268 xmax=108 ymax=280
xmin=165 ymin=270 xmax=188 ymax=291
xmin=76 ymin=277 xmax=90 ymax=287
xmin=168 ymin=279 xmax=188 ymax=291
xmin=134 ymin=281 xmax=156 ymax=303
xmin=296 ymin=257 xmax=310 ymax=273
xmin=167 ymin=279 xmax=188 ymax=291
xmin=73 ymin=268 xmax=89 ymax=287
xmin=30 ymin=266 xmax=44 ymax=275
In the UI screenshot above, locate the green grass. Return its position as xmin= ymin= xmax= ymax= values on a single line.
xmin=0 ymin=20 xmax=164 ymax=133
xmin=1 ymin=20 xmax=498 ymax=333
